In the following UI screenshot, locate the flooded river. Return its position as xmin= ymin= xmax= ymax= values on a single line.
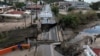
xmin=83 ymin=25 xmax=100 ymax=34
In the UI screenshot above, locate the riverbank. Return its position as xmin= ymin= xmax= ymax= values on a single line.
xmin=75 ymin=20 xmax=100 ymax=32
xmin=62 ymin=19 xmax=100 ymax=40
xmin=0 ymin=26 xmax=38 ymax=48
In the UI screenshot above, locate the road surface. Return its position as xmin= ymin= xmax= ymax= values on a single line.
xmin=2 ymin=4 xmax=63 ymax=56
xmin=36 ymin=44 xmax=63 ymax=56
xmin=38 ymin=26 xmax=59 ymax=41
xmin=36 ymin=4 xmax=63 ymax=56
xmin=39 ymin=4 xmax=56 ymax=24
xmin=38 ymin=4 xmax=59 ymax=41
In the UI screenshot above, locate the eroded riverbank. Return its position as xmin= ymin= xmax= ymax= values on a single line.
xmin=62 ymin=20 xmax=100 ymax=40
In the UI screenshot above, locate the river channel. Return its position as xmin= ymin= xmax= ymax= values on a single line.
xmin=82 ymin=25 xmax=100 ymax=34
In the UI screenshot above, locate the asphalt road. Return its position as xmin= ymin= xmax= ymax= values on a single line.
xmin=39 ymin=4 xmax=56 ymax=24
xmin=36 ymin=4 xmax=62 ymax=56
xmin=38 ymin=4 xmax=58 ymax=41
xmin=36 ymin=44 xmax=63 ymax=56
xmin=50 ymin=26 xmax=58 ymax=41
xmin=39 ymin=26 xmax=59 ymax=41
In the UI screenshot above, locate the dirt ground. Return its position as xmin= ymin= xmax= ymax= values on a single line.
xmin=63 ymin=20 xmax=100 ymax=40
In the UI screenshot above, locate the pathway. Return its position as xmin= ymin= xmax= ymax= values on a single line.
xmin=3 ymin=47 xmax=36 ymax=56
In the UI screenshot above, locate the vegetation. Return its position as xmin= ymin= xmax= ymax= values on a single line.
xmin=85 ymin=11 xmax=98 ymax=20
xmin=60 ymin=14 xmax=80 ymax=29
xmin=90 ymin=1 xmax=100 ymax=10
xmin=15 ymin=2 xmax=25 ymax=8
xmin=32 ymin=0 xmax=64 ymax=3
xmin=68 ymin=7 xmax=75 ymax=12
xmin=0 ymin=27 xmax=38 ymax=48
xmin=0 ymin=32 xmax=8 ymax=43
xmin=43 ymin=0 xmax=64 ymax=3
xmin=51 ymin=6 xmax=59 ymax=16
xmin=0 ymin=32 xmax=7 ymax=39
xmin=59 ymin=11 xmax=98 ymax=29
xmin=32 ymin=0 xmax=39 ymax=3
xmin=97 ymin=13 xmax=100 ymax=18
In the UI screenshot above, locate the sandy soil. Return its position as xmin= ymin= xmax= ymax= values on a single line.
xmin=0 ymin=16 xmax=36 ymax=32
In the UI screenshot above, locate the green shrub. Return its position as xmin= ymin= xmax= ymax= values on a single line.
xmin=51 ymin=6 xmax=59 ymax=16
xmin=59 ymin=10 xmax=99 ymax=29
xmin=97 ymin=13 xmax=100 ymax=18
xmin=15 ymin=2 xmax=25 ymax=8
xmin=68 ymin=7 xmax=75 ymax=12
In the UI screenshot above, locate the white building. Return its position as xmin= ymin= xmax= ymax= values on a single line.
xmin=39 ymin=4 xmax=56 ymax=24
xmin=70 ymin=1 xmax=90 ymax=9
xmin=59 ymin=0 xmax=90 ymax=10
xmin=0 ymin=5 xmax=12 ymax=13
xmin=0 ymin=0 xmax=27 ymax=3
xmin=18 ymin=0 xmax=26 ymax=2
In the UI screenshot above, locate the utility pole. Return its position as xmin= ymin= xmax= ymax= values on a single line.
xmin=35 ymin=0 xmax=38 ymax=20
xmin=31 ymin=0 xmax=33 ymax=25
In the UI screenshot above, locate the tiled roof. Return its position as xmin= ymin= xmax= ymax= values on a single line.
xmin=7 ymin=11 xmax=24 ymax=14
xmin=92 ymin=48 xmax=100 ymax=56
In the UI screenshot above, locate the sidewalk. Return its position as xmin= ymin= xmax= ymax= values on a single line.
xmin=3 ymin=47 xmax=36 ymax=56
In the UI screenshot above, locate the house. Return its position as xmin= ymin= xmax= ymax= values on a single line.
xmin=0 ymin=5 xmax=13 ymax=13
xmin=92 ymin=48 xmax=100 ymax=56
xmin=70 ymin=1 xmax=90 ymax=10
xmin=25 ymin=4 xmax=42 ymax=13
xmin=25 ymin=1 xmax=36 ymax=6
xmin=0 ymin=10 xmax=26 ymax=22
xmin=58 ymin=0 xmax=90 ymax=10
xmin=39 ymin=4 xmax=56 ymax=24
xmin=0 ymin=0 xmax=27 ymax=3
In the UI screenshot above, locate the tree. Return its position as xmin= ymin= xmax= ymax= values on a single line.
xmin=97 ymin=13 xmax=100 ymax=18
xmin=40 ymin=1 xmax=42 ymax=5
xmin=72 ymin=11 xmax=87 ymax=24
xmin=90 ymin=1 xmax=100 ymax=10
xmin=32 ymin=0 xmax=39 ymax=3
xmin=43 ymin=0 xmax=64 ymax=3
xmin=61 ymin=14 xmax=80 ymax=28
xmin=68 ymin=7 xmax=75 ymax=12
xmin=15 ymin=2 xmax=25 ymax=8
xmin=59 ymin=11 xmax=99 ymax=29
xmin=85 ymin=10 xmax=98 ymax=21
xmin=51 ymin=6 xmax=59 ymax=16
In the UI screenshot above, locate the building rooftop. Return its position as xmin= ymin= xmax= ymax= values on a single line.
xmin=26 ymin=5 xmax=42 ymax=9
xmin=92 ymin=48 xmax=100 ymax=56
xmin=7 ymin=11 xmax=24 ymax=14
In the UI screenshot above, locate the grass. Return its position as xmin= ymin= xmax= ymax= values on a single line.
xmin=0 ymin=26 xmax=37 ymax=48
